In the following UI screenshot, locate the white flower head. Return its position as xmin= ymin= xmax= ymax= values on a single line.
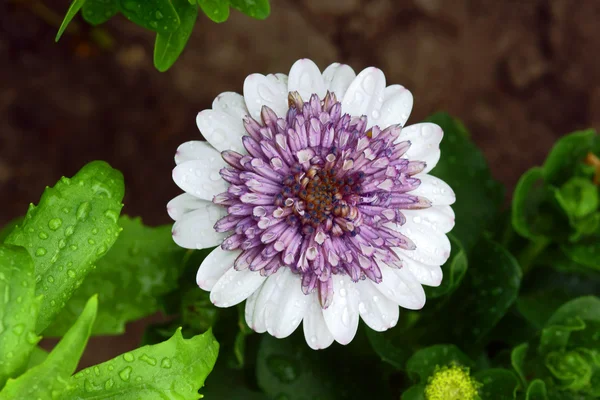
xmin=168 ymin=59 xmax=455 ymax=349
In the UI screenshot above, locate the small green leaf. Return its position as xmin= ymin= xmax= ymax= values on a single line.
xmin=426 ymin=112 xmax=504 ymax=251
xmin=64 ymin=328 xmax=219 ymax=399
xmin=545 ymin=350 xmax=593 ymax=391
xmin=555 ymin=177 xmax=599 ymax=220
xmin=405 ymin=344 xmax=474 ymax=383
xmin=511 ymin=343 xmax=528 ymax=387
xmin=450 ymin=238 xmax=522 ymax=345
xmin=5 ymin=161 xmax=124 ymax=333
xmin=526 ymin=379 xmax=548 ymax=400
xmin=401 ymin=384 xmax=426 ymax=400
xmin=426 ymin=234 xmax=467 ymax=298
xmin=56 ymin=0 xmax=87 ymax=42
xmin=198 ymin=0 xmax=230 ymax=22
xmin=45 ymin=216 xmax=185 ymax=336
xmin=473 ymin=369 xmax=519 ymax=400
xmin=543 ymin=129 xmax=597 ymax=185
xmin=512 ymin=167 xmax=568 ymax=240
xmin=229 ymin=0 xmax=270 ymax=19
xmin=0 ymin=245 xmax=41 ymax=389
xmin=118 ymin=0 xmax=181 ymax=33
xmin=154 ymin=0 xmax=198 ymax=72
xmin=82 ymin=0 xmax=119 ymax=25
xmin=0 ymin=296 xmax=97 ymax=400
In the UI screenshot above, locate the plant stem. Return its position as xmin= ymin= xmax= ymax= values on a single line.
xmin=517 ymin=238 xmax=551 ymax=275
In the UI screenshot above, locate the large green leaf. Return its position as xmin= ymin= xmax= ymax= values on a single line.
xmin=5 ymin=161 xmax=124 ymax=333
xmin=0 ymin=245 xmax=41 ymax=389
xmin=0 ymin=296 xmax=97 ymax=400
xmin=405 ymin=344 xmax=474 ymax=383
xmin=197 ymin=0 xmax=230 ymax=22
xmin=82 ymin=0 xmax=119 ymax=25
xmin=474 ymin=368 xmax=519 ymax=400
xmin=542 ymin=129 xmax=597 ymax=185
xmin=64 ymin=328 xmax=219 ymax=399
xmin=154 ymin=0 xmax=198 ymax=72
xmin=229 ymin=0 xmax=269 ymax=19
xmin=118 ymin=0 xmax=181 ymax=33
xmin=426 ymin=113 xmax=504 ymax=251
xmin=56 ymin=0 xmax=87 ymax=42
xmin=46 ymin=217 xmax=185 ymax=336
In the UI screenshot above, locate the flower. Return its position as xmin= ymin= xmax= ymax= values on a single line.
xmin=168 ymin=59 xmax=455 ymax=349
xmin=424 ymin=365 xmax=481 ymax=400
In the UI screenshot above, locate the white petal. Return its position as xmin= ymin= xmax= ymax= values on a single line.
xmin=399 ymin=123 xmax=442 ymax=173
xmin=402 ymin=205 xmax=455 ymax=234
xmin=390 ymin=214 xmax=452 ymax=266
xmin=212 ymin=92 xmax=249 ymax=121
xmin=210 ymin=267 xmax=267 ymax=308
xmin=322 ymin=63 xmax=356 ymax=100
xmin=197 ymin=247 xmax=240 ymax=291
xmin=402 ymin=257 xmax=443 ymax=287
xmin=243 ymin=73 xmax=288 ymax=121
xmin=175 ymin=140 xmax=221 ymax=165
xmin=374 ymin=85 xmax=414 ymax=129
xmin=322 ymin=274 xmax=360 ymax=345
xmin=167 ymin=193 xmax=208 ymax=221
xmin=356 ymin=280 xmax=399 ymax=332
xmin=288 ymin=59 xmax=326 ymax=101
xmin=172 ymin=204 xmax=227 ymax=249
xmin=376 ymin=262 xmax=426 ymax=310
xmin=341 ymin=67 xmax=386 ymax=128
xmin=303 ymin=293 xmax=334 ymax=350
xmin=248 ymin=269 xmax=284 ymax=333
xmin=172 ymin=159 xmax=228 ymax=201
xmin=409 ymin=174 xmax=456 ymax=206
xmin=196 ymin=110 xmax=246 ymax=153
xmin=244 ymin=289 xmax=261 ymax=331
xmin=267 ymin=269 xmax=309 ymax=338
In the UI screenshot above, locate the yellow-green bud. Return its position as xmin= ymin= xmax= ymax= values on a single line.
xmin=424 ymin=364 xmax=481 ymax=400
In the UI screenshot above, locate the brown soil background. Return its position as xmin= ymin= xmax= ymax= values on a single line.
xmin=1 ymin=0 xmax=599 ymax=368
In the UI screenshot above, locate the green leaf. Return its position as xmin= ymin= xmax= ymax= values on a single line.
xmin=526 ymin=379 xmax=548 ymax=400
xmin=25 ymin=347 xmax=48 ymax=370
xmin=64 ymin=328 xmax=219 ymax=399
xmin=545 ymin=350 xmax=594 ymax=391
xmin=543 ymin=129 xmax=597 ymax=185
xmin=405 ymin=344 xmax=474 ymax=383
xmin=555 ymin=177 xmax=599 ymax=221
xmin=229 ymin=0 xmax=269 ymax=19
xmin=546 ymin=296 xmax=600 ymax=326
xmin=198 ymin=0 xmax=230 ymax=22
xmin=0 ymin=245 xmax=41 ymax=389
xmin=474 ymin=368 xmax=519 ymax=400
xmin=401 ymin=384 xmax=426 ymax=400
xmin=0 ymin=218 xmax=23 ymax=243
xmin=517 ymin=289 xmax=574 ymax=329
xmin=426 ymin=112 xmax=504 ymax=251
xmin=425 ymin=233 xmax=468 ymax=298
xmin=154 ymin=0 xmax=198 ymax=72
xmin=82 ymin=0 xmax=119 ymax=25
xmin=512 ymin=167 xmax=568 ymax=240
xmin=118 ymin=0 xmax=181 ymax=33
xmin=0 ymin=296 xmax=97 ymax=400
xmin=511 ymin=343 xmax=529 ymax=387
xmin=562 ymin=237 xmax=600 ymax=271
xmin=450 ymin=238 xmax=522 ymax=345
xmin=365 ymin=324 xmax=411 ymax=370
xmin=56 ymin=0 xmax=87 ymax=42
xmin=4 ymin=161 xmax=124 ymax=333
xmin=45 ymin=216 xmax=185 ymax=336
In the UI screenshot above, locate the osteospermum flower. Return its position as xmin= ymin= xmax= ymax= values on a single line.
xmin=168 ymin=59 xmax=455 ymax=349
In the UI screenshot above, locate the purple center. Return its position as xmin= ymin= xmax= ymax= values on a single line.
xmin=213 ymin=92 xmax=430 ymax=308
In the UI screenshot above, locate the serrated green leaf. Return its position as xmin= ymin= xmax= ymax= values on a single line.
xmin=450 ymin=238 xmax=522 ymax=346
xmin=0 ymin=245 xmax=41 ymax=389
xmin=154 ymin=0 xmax=198 ymax=72
xmin=543 ymin=129 xmax=597 ymax=185
xmin=198 ymin=0 xmax=230 ymax=22
xmin=511 ymin=343 xmax=528 ymax=387
xmin=45 ymin=216 xmax=185 ymax=336
xmin=0 ymin=296 xmax=97 ymax=400
xmin=56 ymin=0 xmax=87 ymax=42
xmin=82 ymin=0 xmax=119 ymax=25
xmin=426 ymin=233 xmax=467 ymax=298
xmin=526 ymin=379 xmax=548 ymax=400
xmin=474 ymin=368 xmax=519 ymax=400
xmin=426 ymin=112 xmax=504 ymax=251
xmin=64 ymin=328 xmax=219 ymax=399
xmin=5 ymin=161 xmax=124 ymax=333
xmin=229 ymin=0 xmax=269 ymax=19
xmin=405 ymin=344 xmax=474 ymax=383
xmin=118 ymin=0 xmax=181 ymax=33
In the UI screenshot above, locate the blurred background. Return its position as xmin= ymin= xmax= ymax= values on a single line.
xmin=1 ymin=0 xmax=599 ymax=366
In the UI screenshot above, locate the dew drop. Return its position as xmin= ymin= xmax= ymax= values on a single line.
xmin=119 ymin=366 xmax=132 ymax=381
xmin=160 ymin=357 xmax=172 ymax=369
xmin=76 ymin=202 xmax=91 ymax=222
xmin=47 ymin=276 xmax=55 ymax=283
xmin=67 ymin=269 xmax=76 ymax=278
xmin=139 ymin=354 xmax=157 ymax=366
xmin=58 ymin=239 xmax=66 ymax=249
xmin=104 ymin=378 xmax=114 ymax=389
xmin=12 ymin=324 xmax=24 ymax=335
xmin=35 ymin=248 xmax=47 ymax=257
xmin=155 ymin=10 xmax=164 ymax=19
xmin=341 ymin=308 xmax=350 ymax=326
xmin=38 ymin=232 xmax=48 ymax=240
xmin=70 ymin=244 xmax=78 ymax=251
xmin=104 ymin=210 xmax=119 ymax=223
xmin=123 ymin=352 xmax=134 ymax=362
xmin=65 ymin=226 xmax=75 ymax=237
